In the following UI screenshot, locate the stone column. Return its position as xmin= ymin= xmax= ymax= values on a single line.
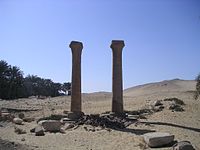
xmin=110 ymin=40 xmax=125 ymax=114
xmin=69 ymin=41 xmax=83 ymax=118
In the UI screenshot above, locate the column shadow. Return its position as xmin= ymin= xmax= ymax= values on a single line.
xmin=140 ymin=121 xmax=200 ymax=133
xmin=115 ymin=128 xmax=156 ymax=135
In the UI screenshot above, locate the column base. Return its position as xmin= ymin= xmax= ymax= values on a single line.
xmin=67 ymin=111 xmax=84 ymax=120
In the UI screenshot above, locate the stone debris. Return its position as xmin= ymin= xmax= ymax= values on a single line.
xmin=172 ymin=141 xmax=195 ymax=150
xmin=152 ymin=100 xmax=163 ymax=106
xmin=0 ymin=112 xmax=14 ymax=121
xmin=62 ymin=123 xmax=75 ymax=130
xmin=73 ymin=114 xmax=136 ymax=130
xmin=39 ymin=120 xmax=62 ymax=132
xmin=23 ymin=117 xmax=35 ymax=122
xmin=35 ymin=126 xmax=45 ymax=136
xmin=60 ymin=118 xmax=74 ymax=124
xmin=59 ymin=127 xmax=66 ymax=134
xmin=13 ymin=118 xmax=23 ymax=125
xmin=14 ymin=127 xmax=26 ymax=134
xmin=18 ymin=113 xmax=25 ymax=119
xmin=169 ymin=101 xmax=184 ymax=112
xmin=142 ymin=132 xmax=174 ymax=148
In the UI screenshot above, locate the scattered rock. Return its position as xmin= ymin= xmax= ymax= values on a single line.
xmin=172 ymin=141 xmax=195 ymax=150
xmin=67 ymin=111 xmax=84 ymax=120
xmin=60 ymin=127 xmax=66 ymax=134
xmin=63 ymin=123 xmax=75 ymax=130
xmin=152 ymin=100 xmax=163 ymax=106
xmin=13 ymin=118 xmax=23 ymax=125
xmin=74 ymin=114 xmax=136 ymax=129
xmin=169 ymin=102 xmax=184 ymax=112
xmin=0 ymin=112 xmax=14 ymax=121
xmin=23 ymin=117 xmax=35 ymax=122
xmin=14 ymin=127 xmax=26 ymax=134
xmin=18 ymin=113 xmax=25 ymax=119
xmin=143 ymin=132 xmax=174 ymax=148
xmin=127 ymin=115 xmax=139 ymax=120
xmin=60 ymin=118 xmax=74 ymax=124
xmin=164 ymin=98 xmax=185 ymax=105
xmin=30 ymin=128 xmax=35 ymax=133
xmin=21 ymin=138 xmax=25 ymax=141
xmin=35 ymin=126 xmax=45 ymax=136
xmin=153 ymin=105 xmax=165 ymax=112
xmin=40 ymin=120 xmax=62 ymax=132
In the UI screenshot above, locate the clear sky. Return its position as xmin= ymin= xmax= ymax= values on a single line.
xmin=0 ymin=0 xmax=200 ymax=92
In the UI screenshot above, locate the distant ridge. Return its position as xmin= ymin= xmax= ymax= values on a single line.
xmin=124 ymin=79 xmax=196 ymax=97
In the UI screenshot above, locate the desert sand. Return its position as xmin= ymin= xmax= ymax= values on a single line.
xmin=0 ymin=79 xmax=199 ymax=150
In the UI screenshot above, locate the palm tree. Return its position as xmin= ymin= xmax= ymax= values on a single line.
xmin=62 ymin=82 xmax=71 ymax=95
xmin=0 ymin=60 xmax=10 ymax=99
xmin=194 ymin=73 xmax=200 ymax=100
xmin=8 ymin=66 xmax=24 ymax=99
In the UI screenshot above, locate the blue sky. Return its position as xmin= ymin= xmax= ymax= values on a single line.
xmin=0 ymin=0 xmax=200 ymax=92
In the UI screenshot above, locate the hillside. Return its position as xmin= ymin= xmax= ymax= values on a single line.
xmin=124 ymin=79 xmax=196 ymax=97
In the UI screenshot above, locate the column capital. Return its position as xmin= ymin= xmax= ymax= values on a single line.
xmin=69 ymin=41 xmax=83 ymax=50
xmin=110 ymin=40 xmax=125 ymax=50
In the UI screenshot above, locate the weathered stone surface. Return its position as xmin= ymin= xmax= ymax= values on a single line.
xmin=23 ymin=117 xmax=35 ymax=122
xmin=13 ymin=118 xmax=23 ymax=125
xmin=152 ymin=100 xmax=163 ymax=106
xmin=63 ymin=123 xmax=75 ymax=130
xmin=169 ymin=102 xmax=184 ymax=112
xmin=110 ymin=40 xmax=125 ymax=113
xmin=40 ymin=120 xmax=61 ymax=132
xmin=18 ymin=113 xmax=25 ymax=119
xmin=60 ymin=117 xmax=74 ymax=124
xmin=14 ymin=127 xmax=26 ymax=134
xmin=35 ymin=126 xmax=45 ymax=136
xmin=60 ymin=127 xmax=66 ymax=133
xmin=67 ymin=111 xmax=84 ymax=120
xmin=143 ymin=132 xmax=174 ymax=148
xmin=74 ymin=114 xmax=135 ymax=129
xmin=172 ymin=141 xmax=195 ymax=150
xmin=0 ymin=112 xmax=14 ymax=121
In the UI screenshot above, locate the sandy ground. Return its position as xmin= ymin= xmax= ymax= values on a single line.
xmin=0 ymin=79 xmax=200 ymax=150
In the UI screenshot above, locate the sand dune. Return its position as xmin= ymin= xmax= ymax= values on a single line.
xmin=124 ymin=79 xmax=196 ymax=97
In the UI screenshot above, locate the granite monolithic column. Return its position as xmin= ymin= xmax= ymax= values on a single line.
xmin=69 ymin=41 xmax=83 ymax=114
xmin=110 ymin=40 xmax=125 ymax=114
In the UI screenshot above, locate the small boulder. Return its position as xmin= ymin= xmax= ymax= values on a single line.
xmin=30 ymin=128 xmax=35 ymax=133
xmin=143 ymin=132 xmax=174 ymax=148
xmin=152 ymin=100 xmax=163 ymax=106
xmin=169 ymin=102 xmax=184 ymax=112
xmin=18 ymin=113 xmax=25 ymax=119
xmin=14 ymin=127 xmax=26 ymax=134
xmin=172 ymin=141 xmax=195 ymax=150
xmin=62 ymin=123 xmax=75 ymax=130
xmin=60 ymin=118 xmax=74 ymax=124
xmin=39 ymin=120 xmax=62 ymax=132
xmin=23 ymin=117 xmax=35 ymax=122
xmin=67 ymin=111 xmax=84 ymax=120
xmin=35 ymin=126 xmax=45 ymax=136
xmin=0 ymin=112 xmax=14 ymax=121
xmin=13 ymin=118 xmax=23 ymax=125
xmin=60 ymin=127 xmax=66 ymax=134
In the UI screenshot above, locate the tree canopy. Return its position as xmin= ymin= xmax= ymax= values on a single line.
xmin=0 ymin=60 xmax=71 ymax=100
xmin=194 ymin=73 xmax=200 ymax=100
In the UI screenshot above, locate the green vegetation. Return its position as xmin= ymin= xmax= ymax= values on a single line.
xmin=194 ymin=73 xmax=200 ymax=100
xmin=0 ymin=60 xmax=71 ymax=100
